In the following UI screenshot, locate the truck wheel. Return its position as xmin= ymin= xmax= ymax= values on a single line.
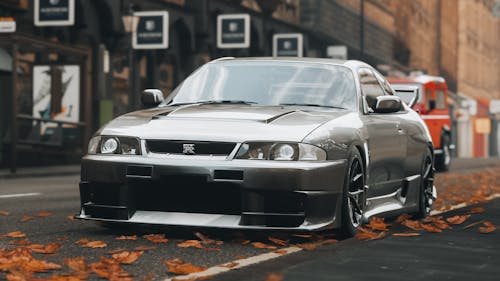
xmin=435 ymin=135 xmax=451 ymax=172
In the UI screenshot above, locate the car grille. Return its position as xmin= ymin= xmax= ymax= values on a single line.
xmin=146 ymin=140 xmax=236 ymax=155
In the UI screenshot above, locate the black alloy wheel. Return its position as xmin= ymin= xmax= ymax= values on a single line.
xmin=415 ymin=149 xmax=434 ymax=218
xmin=341 ymin=149 xmax=366 ymax=237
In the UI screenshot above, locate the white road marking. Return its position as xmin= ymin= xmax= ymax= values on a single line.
xmin=164 ymin=246 xmax=302 ymax=281
xmin=163 ymin=193 xmax=500 ymax=281
xmin=0 ymin=192 xmax=41 ymax=199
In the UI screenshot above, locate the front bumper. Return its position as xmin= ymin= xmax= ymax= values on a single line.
xmin=77 ymin=155 xmax=347 ymax=230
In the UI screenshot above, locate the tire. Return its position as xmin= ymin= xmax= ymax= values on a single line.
xmin=340 ymin=148 xmax=366 ymax=237
xmin=414 ymin=148 xmax=434 ymax=219
xmin=435 ymin=135 xmax=451 ymax=172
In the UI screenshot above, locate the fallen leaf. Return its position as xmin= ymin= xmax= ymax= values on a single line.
xmin=221 ymin=261 xmax=239 ymax=268
xmin=433 ymin=220 xmax=452 ymax=230
xmin=20 ymin=215 xmax=35 ymax=222
xmin=66 ymin=215 xmax=75 ymax=221
xmin=116 ymin=235 xmax=137 ymax=240
xmin=64 ymin=257 xmax=90 ymax=279
xmin=163 ymin=258 xmax=207 ymax=275
xmin=144 ymin=234 xmax=168 ymax=243
xmin=82 ymin=240 xmax=107 ymax=248
xmin=321 ymin=239 xmax=338 ymax=245
xmin=239 ymin=239 xmax=251 ymax=245
xmin=234 ymin=255 xmax=246 ymax=260
xmin=468 ymin=207 xmax=486 ymax=214
xmin=463 ymin=220 xmax=484 ymax=229
xmin=141 ymin=274 xmax=156 ymax=281
xmin=264 ymin=273 xmax=284 ymax=281
xmin=177 ymin=240 xmax=220 ymax=251
xmin=478 ymin=221 xmax=496 ymax=234
xmin=268 ymin=236 xmax=288 ymax=246
xmin=274 ymin=249 xmax=288 ymax=255
xmin=194 ymin=232 xmax=222 ymax=245
xmin=4 ymin=231 xmax=26 ymax=238
xmin=365 ymin=217 xmax=391 ymax=231
xmin=36 ymin=212 xmax=52 ymax=217
xmin=112 ymin=251 xmax=144 ymax=264
xmin=134 ymin=245 xmax=156 ymax=251
xmin=421 ymin=224 xmax=443 ymax=233
xmin=0 ymin=210 xmax=9 ymax=216
xmin=395 ymin=213 xmax=412 ymax=223
xmin=392 ymin=232 xmax=421 ymax=237
xmin=90 ymin=256 xmax=132 ymax=280
xmin=356 ymin=231 xmax=386 ymax=241
xmin=401 ymin=219 xmax=423 ymax=230
xmin=75 ymin=238 xmax=89 ymax=245
xmin=446 ymin=215 xmax=471 ymax=225
xmin=28 ymin=243 xmax=62 ymax=254
xmin=291 ymin=234 xmax=312 ymax=239
xmin=294 ymin=243 xmax=318 ymax=250
xmin=251 ymin=242 xmax=277 ymax=250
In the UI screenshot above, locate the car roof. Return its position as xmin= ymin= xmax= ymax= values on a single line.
xmin=209 ymin=57 xmax=372 ymax=70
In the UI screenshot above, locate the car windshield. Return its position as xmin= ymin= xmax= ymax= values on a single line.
xmin=167 ymin=61 xmax=357 ymax=110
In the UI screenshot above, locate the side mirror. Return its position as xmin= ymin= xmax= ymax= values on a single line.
xmin=141 ymin=89 xmax=164 ymax=108
xmin=392 ymin=85 xmax=419 ymax=108
xmin=374 ymin=96 xmax=402 ymax=113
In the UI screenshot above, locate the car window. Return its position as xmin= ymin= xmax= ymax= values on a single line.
xmin=425 ymin=88 xmax=433 ymax=111
xmin=358 ymin=68 xmax=385 ymax=111
xmin=435 ymin=89 xmax=446 ymax=109
xmin=373 ymin=71 xmax=395 ymax=95
xmin=168 ymin=61 xmax=358 ymax=110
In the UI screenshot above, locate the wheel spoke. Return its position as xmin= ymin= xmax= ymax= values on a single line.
xmin=351 ymin=173 xmax=363 ymax=184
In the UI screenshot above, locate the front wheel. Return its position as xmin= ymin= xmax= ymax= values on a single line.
xmin=414 ymin=149 xmax=435 ymax=218
xmin=341 ymin=149 xmax=366 ymax=237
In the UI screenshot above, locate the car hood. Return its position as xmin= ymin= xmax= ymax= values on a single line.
xmin=100 ymin=104 xmax=351 ymax=143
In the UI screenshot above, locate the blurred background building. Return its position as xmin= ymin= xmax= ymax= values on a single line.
xmin=0 ymin=0 xmax=499 ymax=171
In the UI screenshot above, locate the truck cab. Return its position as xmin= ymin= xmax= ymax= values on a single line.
xmin=388 ymin=75 xmax=454 ymax=171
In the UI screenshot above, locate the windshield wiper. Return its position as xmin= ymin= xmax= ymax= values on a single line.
xmin=279 ymin=103 xmax=347 ymax=110
xmin=170 ymin=100 xmax=257 ymax=106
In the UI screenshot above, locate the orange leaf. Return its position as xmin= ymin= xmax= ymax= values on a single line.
xmin=251 ymin=242 xmax=277 ymax=250
xmin=294 ymin=243 xmax=318 ymax=250
xmin=395 ymin=213 xmax=412 ymax=223
xmin=240 ymin=239 xmax=251 ymax=245
xmin=4 ymin=231 xmax=26 ymax=238
xmin=90 ymin=256 xmax=132 ymax=280
xmin=433 ymin=220 xmax=452 ymax=230
xmin=0 ymin=210 xmax=9 ymax=216
xmin=392 ymin=232 xmax=421 ymax=237
xmin=141 ymin=274 xmax=156 ymax=281
xmin=421 ymin=224 xmax=443 ymax=233
xmin=28 ymin=243 xmax=62 ymax=254
xmin=468 ymin=207 xmax=486 ymax=214
xmin=268 ymin=236 xmax=289 ymax=246
xmin=478 ymin=221 xmax=496 ymax=234
xmin=36 ymin=212 xmax=52 ymax=217
xmin=163 ymin=259 xmax=207 ymax=275
xmin=264 ymin=273 xmax=284 ymax=281
xmin=9 ymin=238 xmax=31 ymax=245
xmin=321 ymin=239 xmax=338 ymax=245
xmin=446 ymin=215 xmax=471 ymax=225
xmin=235 ymin=255 xmax=246 ymax=260
xmin=82 ymin=240 xmax=107 ymax=248
xmin=20 ymin=215 xmax=35 ymax=222
xmin=64 ymin=257 xmax=90 ymax=279
xmin=194 ymin=232 xmax=223 ymax=245
xmin=134 ymin=245 xmax=156 ymax=251
xmin=274 ymin=249 xmax=288 ymax=255
xmin=144 ymin=234 xmax=168 ymax=243
xmin=401 ymin=219 xmax=423 ymax=230
xmin=66 ymin=215 xmax=75 ymax=221
xmin=177 ymin=240 xmax=220 ymax=251
xmin=365 ymin=217 xmax=391 ymax=231
xmin=221 ymin=261 xmax=239 ymax=268
xmin=75 ymin=238 xmax=89 ymax=244
xmin=116 ymin=235 xmax=137 ymax=240
xmin=112 ymin=251 xmax=144 ymax=264
xmin=356 ymin=231 xmax=386 ymax=240
xmin=291 ymin=234 xmax=313 ymax=239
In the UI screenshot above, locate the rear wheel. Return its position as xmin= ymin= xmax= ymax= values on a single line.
xmin=341 ymin=149 xmax=366 ymax=237
xmin=415 ymin=149 xmax=434 ymax=218
xmin=435 ymin=135 xmax=451 ymax=171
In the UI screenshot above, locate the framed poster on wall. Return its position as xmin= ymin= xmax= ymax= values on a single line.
xmin=34 ymin=0 xmax=75 ymax=26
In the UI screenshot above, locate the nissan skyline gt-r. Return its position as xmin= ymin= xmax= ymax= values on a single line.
xmin=77 ymin=57 xmax=437 ymax=236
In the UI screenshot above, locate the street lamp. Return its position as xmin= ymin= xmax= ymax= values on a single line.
xmin=121 ymin=12 xmax=139 ymax=111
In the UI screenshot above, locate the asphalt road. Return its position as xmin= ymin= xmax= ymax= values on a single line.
xmin=0 ymin=158 xmax=499 ymax=281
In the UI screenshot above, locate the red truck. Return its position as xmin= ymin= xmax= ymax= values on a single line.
xmin=388 ymin=75 xmax=454 ymax=171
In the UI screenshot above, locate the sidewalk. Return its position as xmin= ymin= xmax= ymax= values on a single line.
xmin=0 ymin=164 xmax=80 ymax=179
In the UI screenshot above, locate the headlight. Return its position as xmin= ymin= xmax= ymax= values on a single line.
xmin=87 ymin=136 xmax=141 ymax=155
xmin=235 ymin=142 xmax=326 ymax=161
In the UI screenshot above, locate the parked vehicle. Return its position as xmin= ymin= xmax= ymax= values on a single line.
xmin=77 ymin=58 xmax=436 ymax=236
xmin=388 ymin=75 xmax=454 ymax=171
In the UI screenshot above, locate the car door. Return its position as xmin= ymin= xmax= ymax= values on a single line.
xmin=358 ymin=68 xmax=407 ymax=198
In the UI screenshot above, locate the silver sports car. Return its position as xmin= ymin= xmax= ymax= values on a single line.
xmin=77 ymin=57 xmax=437 ymax=236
